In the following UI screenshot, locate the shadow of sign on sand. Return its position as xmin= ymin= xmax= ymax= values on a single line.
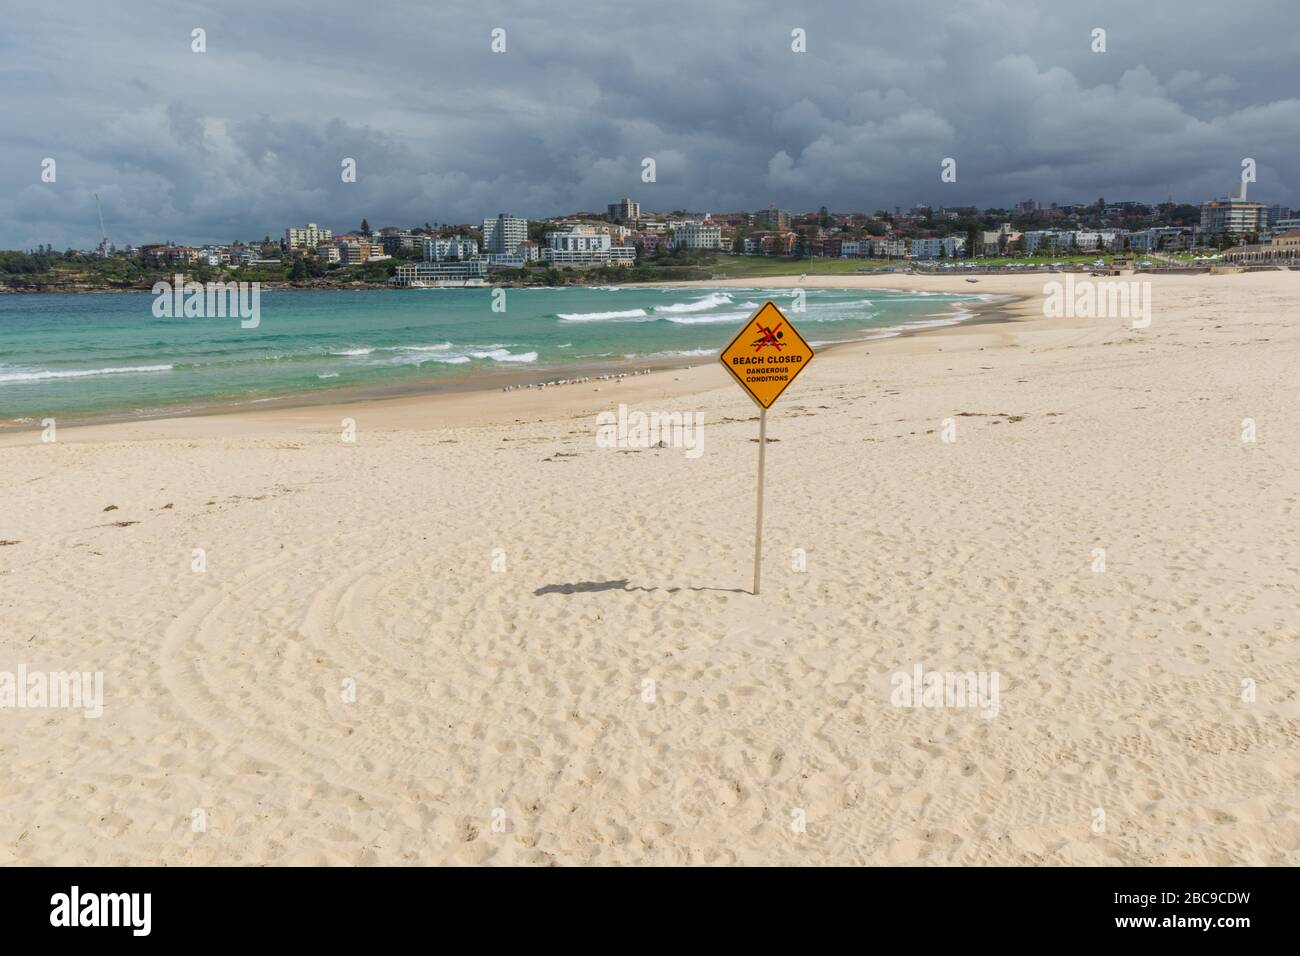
xmin=533 ymin=579 xmax=747 ymax=596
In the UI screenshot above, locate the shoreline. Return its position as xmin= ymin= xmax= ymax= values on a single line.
xmin=0 ymin=282 xmax=1021 ymax=435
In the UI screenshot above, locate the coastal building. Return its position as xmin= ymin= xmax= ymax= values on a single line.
xmin=543 ymin=225 xmax=637 ymax=266
xmin=140 ymin=243 xmax=201 ymax=265
xmin=285 ymin=223 xmax=332 ymax=250
xmin=760 ymin=205 xmax=791 ymax=229
xmin=1223 ymin=229 xmax=1300 ymax=265
xmin=1126 ymin=227 xmax=1194 ymax=252
xmin=391 ymin=259 xmax=488 ymax=285
xmin=333 ymin=238 xmax=377 ymax=265
xmin=771 ymin=233 xmax=798 ymax=256
xmin=423 ymin=237 xmax=479 ymax=261
xmin=1022 ymin=230 xmax=1070 ymax=255
xmin=868 ymin=238 xmax=907 ymax=258
xmin=317 ymin=243 xmax=340 ymax=263
xmin=379 ymin=231 xmax=418 ymax=254
xmin=1264 ymin=217 xmax=1300 ymax=238
xmin=1200 ymin=182 xmax=1266 ymax=237
xmin=481 ymin=214 xmax=528 ymax=256
xmin=669 ymin=220 xmax=723 ymax=251
xmin=910 ymin=237 xmax=965 ymax=258
xmin=606 ymin=198 xmax=640 ymax=223
xmin=1266 ymin=204 xmax=1293 ymax=225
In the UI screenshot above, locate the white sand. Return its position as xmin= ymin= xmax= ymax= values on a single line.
xmin=1 ymin=271 xmax=1297 ymax=865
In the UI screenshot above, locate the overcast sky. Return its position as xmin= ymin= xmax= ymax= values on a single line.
xmin=4 ymin=0 xmax=1299 ymax=249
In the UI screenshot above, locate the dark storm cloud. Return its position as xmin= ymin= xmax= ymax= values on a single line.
xmin=3 ymin=0 xmax=1298 ymax=248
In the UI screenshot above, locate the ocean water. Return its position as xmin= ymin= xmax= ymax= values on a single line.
xmin=0 ymin=286 xmax=995 ymax=423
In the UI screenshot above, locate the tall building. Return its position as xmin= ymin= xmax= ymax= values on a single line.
xmin=481 ymin=214 xmax=528 ymax=255
xmin=761 ymin=204 xmax=791 ymax=229
xmin=607 ymin=198 xmax=641 ymax=222
xmin=1200 ymin=182 xmax=1265 ymax=237
xmin=285 ymin=223 xmax=332 ymax=250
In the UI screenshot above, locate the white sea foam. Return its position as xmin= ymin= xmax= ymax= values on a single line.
xmin=557 ymin=308 xmax=648 ymax=322
xmin=392 ymin=342 xmax=454 ymax=352
xmin=470 ymin=349 xmax=537 ymax=363
xmin=639 ymin=347 xmax=717 ymax=359
xmin=652 ymin=292 xmax=734 ymax=314
xmin=0 ymin=364 xmax=174 ymax=384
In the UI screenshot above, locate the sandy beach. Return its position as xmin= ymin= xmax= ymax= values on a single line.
xmin=1 ymin=270 xmax=1296 ymax=866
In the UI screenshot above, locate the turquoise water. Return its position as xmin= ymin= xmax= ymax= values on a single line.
xmin=0 ymin=286 xmax=993 ymax=422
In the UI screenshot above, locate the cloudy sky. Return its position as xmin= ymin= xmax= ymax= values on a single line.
xmin=4 ymin=0 xmax=1299 ymax=249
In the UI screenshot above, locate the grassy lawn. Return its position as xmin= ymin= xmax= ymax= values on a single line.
xmin=701 ymin=253 xmax=1129 ymax=277
xmin=704 ymin=255 xmax=901 ymax=277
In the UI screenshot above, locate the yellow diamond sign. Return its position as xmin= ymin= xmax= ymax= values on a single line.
xmin=718 ymin=300 xmax=814 ymax=408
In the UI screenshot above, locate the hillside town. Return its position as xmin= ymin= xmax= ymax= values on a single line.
xmin=10 ymin=182 xmax=1300 ymax=290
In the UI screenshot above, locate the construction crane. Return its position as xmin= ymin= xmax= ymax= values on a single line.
xmin=94 ymin=193 xmax=109 ymax=256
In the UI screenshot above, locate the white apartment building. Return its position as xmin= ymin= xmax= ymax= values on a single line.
xmin=840 ymin=240 xmax=863 ymax=257
xmin=544 ymin=226 xmax=637 ymax=266
xmin=1022 ymin=230 xmax=1073 ymax=255
xmin=910 ymin=237 xmax=965 ymax=258
xmin=481 ymin=214 xmax=529 ymax=255
xmin=317 ymin=243 xmax=340 ymax=263
xmin=285 ymin=223 xmax=332 ymax=250
xmin=423 ymin=237 xmax=479 ymax=261
xmin=868 ymin=238 xmax=907 ymax=258
xmin=1126 ymin=227 xmax=1194 ymax=252
xmin=669 ymin=220 xmax=723 ymax=251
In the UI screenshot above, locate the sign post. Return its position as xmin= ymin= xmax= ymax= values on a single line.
xmin=718 ymin=301 xmax=814 ymax=595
